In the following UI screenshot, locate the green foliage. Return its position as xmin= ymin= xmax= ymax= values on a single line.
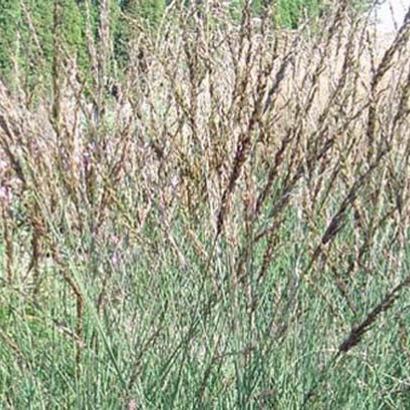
xmin=276 ymin=0 xmax=324 ymax=29
xmin=139 ymin=0 xmax=166 ymax=26
xmin=0 ymin=0 xmax=20 ymax=77
xmin=0 ymin=0 xmax=85 ymax=89
xmin=60 ymin=0 xmax=84 ymax=54
xmin=113 ymin=0 xmax=166 ymax=68
xmin=0 ymin=0 xmax=98 ymax=88
xmin=121 ymin=0 xmax=166 ymax=27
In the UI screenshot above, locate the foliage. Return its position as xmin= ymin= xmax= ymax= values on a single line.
xmin=0 ymin=0 xmax=20 ymax=76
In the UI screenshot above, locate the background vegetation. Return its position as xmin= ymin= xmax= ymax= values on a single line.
xmin=0 ymin=0 xmax=370 ymax=87
xmin=0 ymin=0 xmax=409 ymax=408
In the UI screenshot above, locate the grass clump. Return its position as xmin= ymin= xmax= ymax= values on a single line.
xmin=0 ymin=1 xmax=410 ymax=408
